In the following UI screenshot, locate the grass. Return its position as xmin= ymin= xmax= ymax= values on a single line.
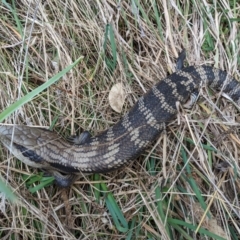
xmin=0 ymin=0 xmax=240 ymax=239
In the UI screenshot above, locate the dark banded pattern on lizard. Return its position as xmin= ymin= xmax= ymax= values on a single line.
xmin=0 ymin=63 xmax=240 ymax=187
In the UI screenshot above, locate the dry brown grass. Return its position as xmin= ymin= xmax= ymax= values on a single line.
xmin=0 ymin=0 xmax=240 ymax=239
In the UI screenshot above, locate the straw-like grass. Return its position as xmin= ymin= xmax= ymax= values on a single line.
xmin=0 ymin=1 xmax=239 ymax=239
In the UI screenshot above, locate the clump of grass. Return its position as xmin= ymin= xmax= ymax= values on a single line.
xmin=0 ymin=0 xmax=239 ymax=239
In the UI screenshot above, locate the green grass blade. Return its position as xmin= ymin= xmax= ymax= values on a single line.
xmin=168 ymin=218 xmax=226 ymax=240
xmin=28 ymin=177 xmax=55 ymax=193
xmin=126 ymin=216 xmax=136 ymax=240
xmin=93 ymin=173 xmax=101 ymax=204
xmin=100 ymin=182 xmax=129 ymax=232
xmin=2 ymin=0 xmax=23 ymax=36
xmin=181 ymin=147 xmax=211 ymax=218
xmin=0 ymin=56 xmax=84 ymax=123
xmin=152 ymin=0 xmax=163 ymax=40
xmin=171 ymin=223 xmax=194 ymax=240
xmin=0 ymin=178 xmax=16 ymax=202
xmin=103 ymin=23 xmax=117 ymax=73
xmin=22 ymin=173 xmax=55 ymax=193
xmin=109 ymin=23 xmax=117 ymax=70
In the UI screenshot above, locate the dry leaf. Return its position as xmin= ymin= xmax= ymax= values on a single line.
xmin=109 ymin=83 xmax=126 ymax=113
xmin=207 ymin=219 xmax=227 ymax=239
xmin=192 ymin=202 xmax=228 ymax=239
